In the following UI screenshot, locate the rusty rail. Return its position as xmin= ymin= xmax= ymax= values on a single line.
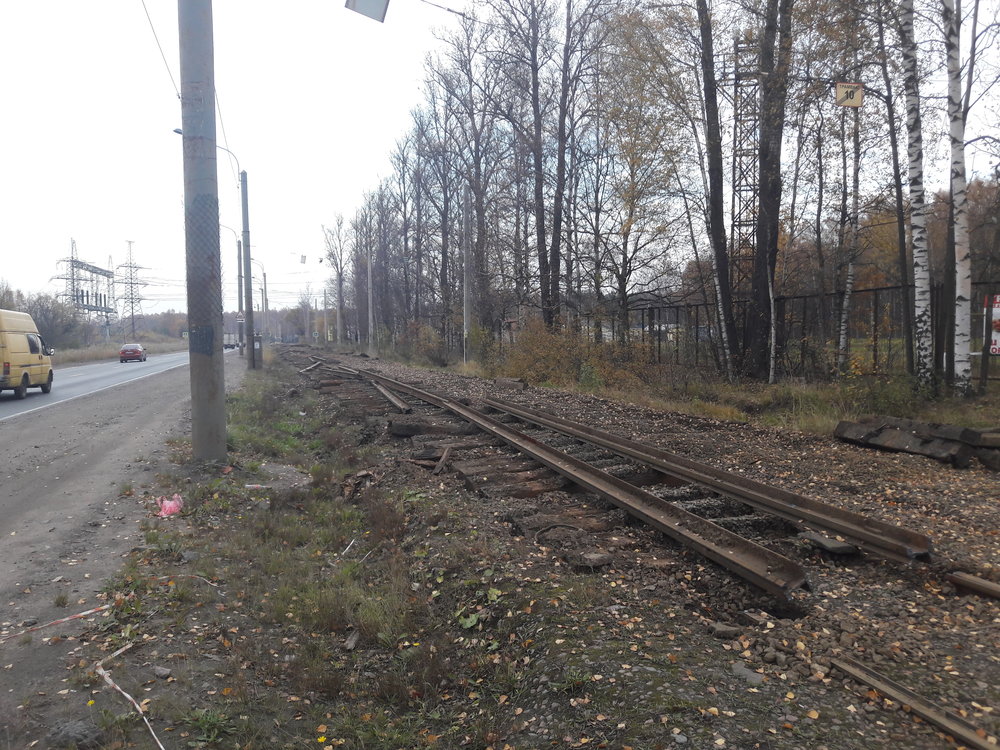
xmin=831 ymin=657 xmax=996 ymax=750
xmin=484 ymin=398 xmax=932 ymax=563
xmin=358 ymin=370 xmax=807 ymax=598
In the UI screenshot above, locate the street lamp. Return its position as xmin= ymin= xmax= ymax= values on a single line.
xmin=251 ymin=259 xmax=268 ymax=343
xmin=220 ymin=223 xmax=244 ymax=354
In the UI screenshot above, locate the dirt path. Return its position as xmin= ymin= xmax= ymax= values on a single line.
xmin=0 ymin=356 xmax=245 ymax=737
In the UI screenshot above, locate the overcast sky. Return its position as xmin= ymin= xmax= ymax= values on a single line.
xmin=0 ymin=1 xmax=463 ymax=314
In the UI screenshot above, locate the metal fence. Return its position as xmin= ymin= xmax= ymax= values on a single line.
xmin=610 ymin=282 xmax=1000 ymax=381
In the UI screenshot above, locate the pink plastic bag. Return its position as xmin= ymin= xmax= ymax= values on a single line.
xmin=155 ymin=494 xmax=184 ymax=517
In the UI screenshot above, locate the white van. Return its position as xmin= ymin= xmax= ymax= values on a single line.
xmin=0 ymin=309 xmax=54 ymax=398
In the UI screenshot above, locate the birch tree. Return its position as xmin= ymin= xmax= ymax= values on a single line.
xmin=943 ymin=0 xmax=972 ymax=391
xmin=896 ymin=0 xmax=933 ymax=386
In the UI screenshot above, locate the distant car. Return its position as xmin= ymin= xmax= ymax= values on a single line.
xmin=119 ymin=343 xmax=147 ymax=363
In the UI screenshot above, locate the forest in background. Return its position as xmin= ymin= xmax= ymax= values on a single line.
xmin=321 ymin=0 xmax=999 ymax=390
xmin=3 ymin=0 xmax=998 ymax=393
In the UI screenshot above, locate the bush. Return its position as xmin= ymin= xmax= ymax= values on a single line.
xmin=498 ymin=318 xmax=583 ymax=386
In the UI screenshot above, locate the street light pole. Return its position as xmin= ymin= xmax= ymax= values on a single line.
xmin=220 ymin=224 xmax=244 ymax=355
xmin=178 ymin=0 xmax=227 ymax=461
xmin=237 ymin=239 xmax=244 ymax=353
xmin=250 ymin=259 xmax=268 ymax=343
xmin=240 ymin=169 xmax=257 ymax=369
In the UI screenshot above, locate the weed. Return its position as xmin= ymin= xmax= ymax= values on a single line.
xmin=287 ymin=638 xmax=346 ymax=697
xmin=53 ymin=592 xmax=68 ymax=608
xmin=309 ymin=462 xmax=336 ymax=487
xmin=552 ymin=666 xmax=592 ymax=693
xmin=180 ymin=707 xmax=234 ymax=743
xmin=95 ymin=707 xmax=140 ymax=736
xmin=360 ymin=489 xmax=407 ymax=542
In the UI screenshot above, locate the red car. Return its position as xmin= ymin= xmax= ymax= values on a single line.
xmin=119 ymin=343 xmax=147 ymax=363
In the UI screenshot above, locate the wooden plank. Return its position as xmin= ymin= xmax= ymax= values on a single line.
xmin=493 ymin=377 xmax=528 ymax=390
xmin=834 ymin=421 xmax=879 ymax=443
xmin=479 ymin=477 xmax=568 ymax=499
xmin=409 ymin=436 xmax=495 ymax=450
xmin=836 ymin=422 xmax=973 ymax=466
xmin=388 ymin=418 xmax=480 ymax=437
xmin=977 ymin=432 xmax=1000 ymax=448
xmin=432 ymin=447 xmax=451 ymax=475
xmin=453 ymin=457 xmax=540 ymax=477
xmin=859 ymin=416 xmax=982 ymax=446
xmin=975 ymin=449 xmax=1000 ymax=471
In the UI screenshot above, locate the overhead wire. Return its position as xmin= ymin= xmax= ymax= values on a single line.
xmin=216 ymin=92 xmax=241 ymax=187
xmin=140 ymin=0 xmax=180 ymax=98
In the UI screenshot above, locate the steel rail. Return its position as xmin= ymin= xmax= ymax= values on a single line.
xmin=371 ymin=382 xmax=412 ymax=413
xmin=359 ymin=370 xmax=808 ymax=598
xmin=483 ymin=398 xmax=932 ymax=563
xmin=831 ymin=657 xmax=996 ymax=750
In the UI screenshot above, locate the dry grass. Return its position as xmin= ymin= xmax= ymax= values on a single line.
xmin=52 ymin=335 xmax=187 ymax=367
xmin=485 ymin=326 xmax=1000 ymax=434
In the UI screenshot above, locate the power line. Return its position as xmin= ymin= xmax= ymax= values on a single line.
xmin=140 ymin=0 xmax=180 ymax=99
xmin=216 ymin=92 xmax=240 ymax=186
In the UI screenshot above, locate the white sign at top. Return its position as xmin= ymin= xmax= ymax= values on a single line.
xmin=987 ymin=294 xmax=1000 ymax=355
xmin=835 ymin=82 xmax=864 ymax=107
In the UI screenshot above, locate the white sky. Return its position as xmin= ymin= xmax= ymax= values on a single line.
xmin=0 ymin=1 xmax=463 ymax=314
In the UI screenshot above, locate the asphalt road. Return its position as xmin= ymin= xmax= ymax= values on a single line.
xmin=0 ymin=350 xmax=190 ymax=422
xmin=0 ymin=349 xmax=245 ymax=730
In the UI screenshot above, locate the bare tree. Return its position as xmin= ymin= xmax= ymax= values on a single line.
xmin=488 ymin=0 xmax=558 ymax=324
xmin=323 ymin=215 xmax=349 ymax=345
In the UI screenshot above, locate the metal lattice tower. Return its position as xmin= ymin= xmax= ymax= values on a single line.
xmin=117 ymin=241 xmax=147 ymax=340
xmin=56 ymin=238 xmax=116 ymax=324
xmin=729 ymin=35 xmax=760 ymax=297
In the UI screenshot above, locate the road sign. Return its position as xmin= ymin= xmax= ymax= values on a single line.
xmin=236 ymin=312 xmax=245 ymax=323
xmin=835 ymin=82 xmax=864 ymax=107
xmin=987 ymin=295 xmax=1000 ymax=355
xmin=313 ymin=331 xmax=319 ymax=339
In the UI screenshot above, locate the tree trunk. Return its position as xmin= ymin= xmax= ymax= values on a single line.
xmin=749 ymin=0 xmax=795 ymax=379
xmin=944 ymin=0 xmax=972 ymax=392
xmin=897 ymin=0 xmax=933 ymax=386
xmin=876 ymin=9 xmax=914 ymax=376
xmin=696 ymin=0 xmax=735 ymax=380
xmin=837 ymin=109 xmax=861 ymax=373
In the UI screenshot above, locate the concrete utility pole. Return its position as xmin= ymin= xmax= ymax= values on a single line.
xmin=323 ymin=290 xmax=329 ymax=347
xmin=178 ymin=0 xmax=227 ymax=461
xmin=240 ymin=170 xmax=257 ymax=368
xmin=463 ymin=185 xmax=471 ymax=364
xmin=236 ymin=239 xmax=244 ymax=354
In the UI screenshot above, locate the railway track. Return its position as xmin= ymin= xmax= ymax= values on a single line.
xmin=313 ymin=361 xmax=943 ymax=600
xmin=291 ymin=352 xmax=999 ymax=747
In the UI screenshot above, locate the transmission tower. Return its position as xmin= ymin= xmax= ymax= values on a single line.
xmin=117 ymin=241 xmax=147 ymax=340
xmin=55 ymin=238 xmax=116 ymax=335
xmin=729 ymin=34 xmax=760 ymax=298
